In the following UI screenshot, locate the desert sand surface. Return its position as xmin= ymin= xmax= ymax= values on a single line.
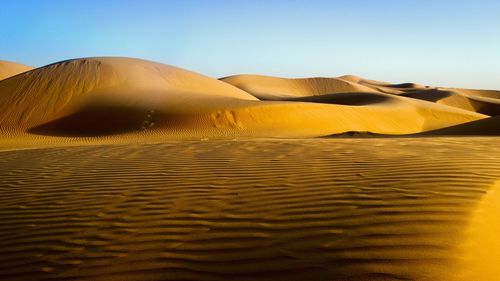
xmin=1 ymin=139 xmax=500 ymax=281
xmin=1 ymin=57 xmax=500 ymax=281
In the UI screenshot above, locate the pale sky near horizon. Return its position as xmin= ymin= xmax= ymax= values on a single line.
xmin=1 ymin=0 xmax=499 ymax=89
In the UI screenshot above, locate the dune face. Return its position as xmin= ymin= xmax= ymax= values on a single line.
xmin=0 ymin=60 xmax=33 ymax=81
xmin=220 ymin=74 xmax=378 ymax=99
xmin=422 ymin=115 xmax=500 ymax=135
xmin=400 ymin=89 xmax=500 ymax=116
xmin=0 ymin=57 xmax=257 ymax=135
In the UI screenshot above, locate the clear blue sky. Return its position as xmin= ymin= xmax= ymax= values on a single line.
xmin=1 ymin=0 xmax=499 ymax=89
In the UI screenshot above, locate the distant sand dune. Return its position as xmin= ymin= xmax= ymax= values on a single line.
xmin=0 ymin=60 xmax=33 ymax=81
xmin=422 ymin=115 xmax=500 ymax=135
xmin=220 ymin=74 xmax=378 ymax=99
xmin=401 ymin=89 xmax=500 ymax=116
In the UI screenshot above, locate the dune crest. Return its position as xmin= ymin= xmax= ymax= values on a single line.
xmin=0 ymin=57 xmax=256 ymax=134
xmin=220 ymin=74 xmax=378 ymax=99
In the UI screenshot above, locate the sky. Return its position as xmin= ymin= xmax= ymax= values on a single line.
xmin=1 ymin=0 xmax=499 ymax=89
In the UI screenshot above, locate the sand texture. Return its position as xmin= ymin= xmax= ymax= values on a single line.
xmin=0 ymin=138 xmax=499 ymax=281
xmin=1 ymin=57 xmax=499 ymax=280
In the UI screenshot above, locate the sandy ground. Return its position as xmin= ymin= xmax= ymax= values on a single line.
xmin=0 ymin=138 xmax=499 ymax=281
xmin=1 ymin=57 xmax=499 ymax=280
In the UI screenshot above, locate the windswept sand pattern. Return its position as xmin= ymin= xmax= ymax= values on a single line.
xmin=0 ymin=138 xmax=499 ymax=281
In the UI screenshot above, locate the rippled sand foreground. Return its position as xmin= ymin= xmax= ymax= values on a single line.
xmin=0 ymin=138 xmax=499 ymax=281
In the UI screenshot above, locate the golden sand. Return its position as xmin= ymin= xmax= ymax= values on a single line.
xmin=0 ymin=138 xmax=499 ymax=281
xmin=1 ymin=57 xmax=499 ymax=280
xmin=0 ymin=60 xmax=32 ymax=81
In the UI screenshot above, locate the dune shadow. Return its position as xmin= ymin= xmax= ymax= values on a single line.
xmin=378 ymin=82 xmax=425 ymax=89
xmin=283 ymin=92 xmax=391 ymax=106
xmin=28 ymin=103 xmax=152 ymax=137
xmin=400 ymin=89 xmax=455 ymax=102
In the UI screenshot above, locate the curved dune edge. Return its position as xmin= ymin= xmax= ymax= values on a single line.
xmin=220 ymin=74 xmax=378 ymax=99
xmin=0 ymin=60 xmax=33 ymax=81
xmin=421 ymin=115 xmax=500 ymax=136
xmin=458 ymin=180 xmax=500 ymax=281
xmin=0 ymin=57 xmax=256 ymax=131
xmin=1 ymin=97 xmax=486 ymax=141
xmin=400 ymin=89 xmax=500 ymax=116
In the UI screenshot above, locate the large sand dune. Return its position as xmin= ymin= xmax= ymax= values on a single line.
xmin=0 ymin=57 xmax=495 ymax=141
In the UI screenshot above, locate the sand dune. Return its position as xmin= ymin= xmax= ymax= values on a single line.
xmin=400 ymin=88 xmax=500 ymax=116
xmin=422 ymin=115 xmax=500 ymax=135
xmin=220 ymin=74 xmax=378 ymax=99
xmin=0 ymin=138 xmax=499 ymax=281
xmin=0 ymin=57 xmax=256 ymax=132
xmin=0 ymin=57 xmax=489 ymax=140
xmin=0 ymin=60 xmax=33 ymax=81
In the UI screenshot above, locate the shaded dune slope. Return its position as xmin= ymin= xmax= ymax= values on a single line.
xmin=422 ymin=115 xmax=500 ymax=136
xmin=0 ymin=60 xmax=33 ymax=81
xmin=0 ymin=57 xmax=257 ymax=136
xmin=220 ymin=74 xmax=486 ymax=135
xmin=400 ymin=89 xmax=500 ymax=116
xmin=338 ymin=75 xmax=500 ymax=116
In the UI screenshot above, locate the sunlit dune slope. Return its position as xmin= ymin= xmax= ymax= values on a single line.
xmin=0 ymin=57 xmax=257 ymax=134
xmin=399 ymin=88 xmax=500 ymax=116
xmin=219 ymin=74 xmax=485 ymax=136
xmin=220 ymin=74 xmax=378 ymax=99
xmin=0 ymin=60 xmax=33 ymax=81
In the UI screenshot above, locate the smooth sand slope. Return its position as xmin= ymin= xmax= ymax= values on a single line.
xmin=0 ymin=57 xmax=494 ymax=142
xmin=0 ymin=138 xmax=499 ymax=281
xmin=0 ymin=60 xmax=33 ymax=81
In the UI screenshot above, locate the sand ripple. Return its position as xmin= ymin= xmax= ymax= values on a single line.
xmin=0 ymin=138 xmax=499 ymax=280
